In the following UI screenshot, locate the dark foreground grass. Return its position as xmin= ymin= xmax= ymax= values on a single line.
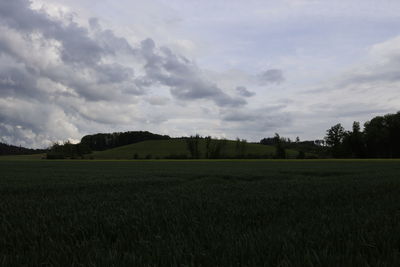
xmin=1 ymin=160 xmax=400 ymax=266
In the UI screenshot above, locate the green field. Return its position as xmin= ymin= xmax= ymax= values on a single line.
xmin=1 ymin=160 xmax=400 ymax=266
xmin=0 ymin=153 xmax=45 ymax=160
xmin=90 ymin=138 xmax=299 ymax=159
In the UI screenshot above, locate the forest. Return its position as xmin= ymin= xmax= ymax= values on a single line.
xmin=325 ymin=111 xmax=400 ymax=158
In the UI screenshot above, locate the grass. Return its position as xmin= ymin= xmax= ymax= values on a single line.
xmin=1 ymin=160 xmax=400 ymax=266
xmin=0 ymin=153 xmax=45 ymax=160
xmin=90 ymin=138 xmax=299 ymax=159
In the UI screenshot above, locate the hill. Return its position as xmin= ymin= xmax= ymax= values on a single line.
xmin=0 ymin=142 xmax=46 ymax=156
xmin=81 ymin=131 xmax=170 ymax=151
xmin=90 ymin=138 xmax=300 ymax=159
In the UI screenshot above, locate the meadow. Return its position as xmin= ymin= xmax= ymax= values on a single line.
xmin=89 ymin=138 xmax=299 ymax=159
xmin=1 ymin=159 xmax=400 ymax=266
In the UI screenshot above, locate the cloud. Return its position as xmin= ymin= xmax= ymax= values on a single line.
xmin=0 ymin=0 xmax=144 ymax=147
xmin=0 ymin=0 xmax=250 ymax=147
xmin=221 ymin=105 xmax=287 ymax=122
xmin=218 ymin=105 xmax=292 ymax=139
xmin=0 ymin=0 xmax=108 ymax=66
xmin=258 ymin=69 xmax=285 ymax=85
xmin=0 ymin=67 xmax=38 ymax=99
xmin=138 ymin=39 xmax=247 ymax=107
xmin=333 ymin=38 xmax=400 ymax=88
xmin=0 ymin=97 xmax=81 ymax=147
xmin=236 ymin=86 xmax=255 ymax=97
xmin=302 ymin=36 xmax=400 ymax=103
xmin=145 ymin=96 xmax=170 ymax=106
xmin=0 ymin=2 xmax=141 ymax=102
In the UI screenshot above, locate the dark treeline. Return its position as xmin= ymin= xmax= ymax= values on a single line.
xmin=46 ymin=141 xmax=92 ymax=159
xmin=81 ymin=131 xmax=170 ymax=151
xmin=185 ymin=134 xmax=291 ymax=159
xmin=47 ymin=131 xmax=170 ymax=159
xmin=260 ymin=134 xmax=326 ymax=159
xmin=260 ymin=133 xmax=288 ymax=159
xmin=185 ymin=135 xmax=233 ymax=159
xmin=0 ymin=142 xmax=46 ymax=155
xmin=325 ymin=111 xmax=400 ymax=158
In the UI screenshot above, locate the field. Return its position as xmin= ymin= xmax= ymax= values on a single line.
xmin=0 ymin=153 xmax=45 ymax=160
xmin=90 ymin=139 xmax=300 ymax=159
xmin=1 ymin=159 xmax=400 ymax=266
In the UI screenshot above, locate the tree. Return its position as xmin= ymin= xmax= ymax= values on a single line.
xmin=385 ymin=112 xmax=400 ymax=157
xmin=297 ymin=150 xmax=305 ymax=159
xmin=260 ymin=137 xmax=275 ymax=146
xmin=343 ymin=121 xmax=365 ymax=158
xmin=364 ymin=116 xmax=389 ymax=158
xmin=235 ymin=138 xmax=247 ymax=158
xmin=205 ymin=136 xmax=212 ymax=158
xmin=186 ymin=134 xmax=201 ymax=158
xmin=273 ymin=133 xmax=286 ymax=159
xmin=363 ymin=112 xmax=400 ymax=158
xmin=325 ymin=124 xmax=346 ymax=158
xmin=208 ymin=138 xmax=227 ymax=159
xmin=325 ymin=124 xmax=345 ymax=147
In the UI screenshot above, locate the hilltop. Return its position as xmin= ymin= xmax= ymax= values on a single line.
xmin=80 ymin=131 xmax=170 ymax=151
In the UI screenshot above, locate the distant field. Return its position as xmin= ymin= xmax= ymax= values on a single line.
xmin=1 ymin=160 xmax=400 ymax=266
xmin=90 ymin=138 xmax=299 ymax=159
xmin=0 ymin=153 xmax=45 ymax=160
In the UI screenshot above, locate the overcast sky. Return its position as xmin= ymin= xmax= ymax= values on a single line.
xmin=1 ymin=0 xmax=400 ymax=148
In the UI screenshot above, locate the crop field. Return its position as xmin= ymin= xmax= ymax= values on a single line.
xmin=1 ymin=160 xmax=400 ymax=266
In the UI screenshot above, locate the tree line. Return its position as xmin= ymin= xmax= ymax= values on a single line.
xmin=0 ymin=142 xmax=45 ymax=155
xmin=46 ymin=141 xmax=92 ymax=159
xmin=80 ymin=131 xmax=170 ymax=151
xmin=46 ymin=131 xmax=170 ymax=159
xmin=185 ymin=135 xmax=248 ymax=159
xmin=325 ymin=111 xmax=400 ymax=158
xmin=260 ymin=134 xmax=325 ymax=159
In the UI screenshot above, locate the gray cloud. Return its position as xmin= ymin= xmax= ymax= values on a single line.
xmin=236 ymin=86 xmax=255 ymax=97
xmin=219 ymin=107 xmax=293 ymax=138
xmin=145 ymin=96 xmax=170 ymax=106
xmin=0 ymin=123 xmax=40 ymax=148
xmin=339 ymin=70 xmax=400 ymax=87
xmin=222 ymin=112 xmax=258 ymax=122
xmin=221 ymin=105 xmax=287 ymax=122
xmin=0 ymin=0 xmax=250 ymax=147
xmin=309 ymin=102 xmax=392 ymax=119
xmin=0 ymin=67 xmax=38 ymax=99
xmin=0 ymin=1 xmax=108 ymax=66
xmin=298 ymin=38 xmax=400 ymax=126
xmin=139 ymin=39 xmax=247 ymax=107
xmin=0 ymin=3 xmax=141 ymax=102
xmin=258 ymin=69 xmax=285 ymax=85
xmin=0 ymin=0 xmax=142 ymax=147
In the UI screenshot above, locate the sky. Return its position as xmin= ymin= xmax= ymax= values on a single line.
xmin=1 ymin=0 xmax=400 ymax=148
